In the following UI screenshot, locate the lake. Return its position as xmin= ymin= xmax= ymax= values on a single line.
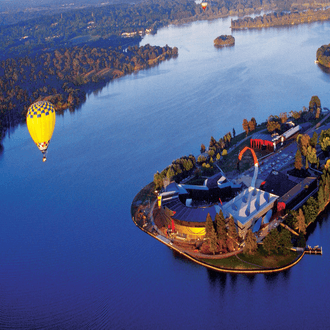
xmin=1 ymin=16 xmax=330 ymax=329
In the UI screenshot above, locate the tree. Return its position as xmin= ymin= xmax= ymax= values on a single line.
xmin=294 ymin=149 xmax=303 ymax=170
xmin=232 ymin=127 xmax=236 ymax=138
xmin=306 ymin=145 xmax=317 ymax=167
xmin=166 ymin=167 xmax=175 ymax=181
xmin=244 ymin=230 xmax=257 ymax=254
xmin=297 ymin=232 xmax=306 ymax=248
xmin=215 ymin=211 xmax=227 ymax=252
xmin=297 ymin=134 xmax=311 ymax=168
xmin=242 ymin=119 xmax=249 ymax=136
xmin=263 ymin=229 xmax=280 ymax=255
xmin=319 ymin=128 xmax=330 ymax=154
xmin=204 ymin=213 xmax=218 ymax=255
xmin=248 ymin=119 xmax=255 ymax=132
xmin=309 ymin=95 xmax=321 ymax=111
xmin=153 ymin=171 xmax=163 ymax=190
xmin=227 ymin=216 xmax=238 ymax=242
xmin=296 ymin=208 xmax=306 ymax=235
xmin=216 ymin=210 xmax=227 ymax=240
xmin=200 ymin=143 xmax=206 ymax=153
xmin=279 ymin=112 xmax=288 ymax=124
xmin=310 ymin=132 xmax=318 ymax=148
xmin=289 ymin=110 xmax=301 ymax=120
xmin=278 ymin=228 xmax=292 ymax=255
xmin=267 ymin=120 xmax=281 ymax=133
xmin=303 ymin=197 xmax=319 ymax=226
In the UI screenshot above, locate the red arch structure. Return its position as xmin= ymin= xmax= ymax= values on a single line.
xmin=238 ymin=147 xmax=259 ymax=188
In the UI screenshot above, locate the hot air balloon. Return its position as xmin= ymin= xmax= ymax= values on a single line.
xmin=26 ymin=100 xmax=56 ymax=162
xmin=201 ymin=1 xmax=208 ymax=11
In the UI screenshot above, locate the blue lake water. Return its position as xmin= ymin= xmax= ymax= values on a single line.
xmin=1 ymin=17 xmax=330 ymax=329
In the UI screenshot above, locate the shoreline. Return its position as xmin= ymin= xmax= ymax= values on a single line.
xmin=131 ymin=183 xmax=305 ymax=274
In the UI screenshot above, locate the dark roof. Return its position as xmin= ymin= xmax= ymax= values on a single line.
xmin=279 ymin=177 xmax=317 ymax=205
xmin=261 ymin=170 xmax=297 ymax=197
xmin=251 ymin=132 xmax=274 ymax=142
xmin=162 ymin=196 xmax=218 ymax=223
xmin=206 ymin=172 xmax=223 ymax=189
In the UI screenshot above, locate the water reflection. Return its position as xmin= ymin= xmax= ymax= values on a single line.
xmin=207 ymin=269 xmax=227 ymax=293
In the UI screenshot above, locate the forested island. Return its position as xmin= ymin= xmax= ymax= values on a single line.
xmin=214 ymin=35 xmax=235 ymax=47
xmin=316 ymin=43 xmax=330 ymax=68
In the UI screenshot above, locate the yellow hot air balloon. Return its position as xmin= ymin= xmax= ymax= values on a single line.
xmin=26 ymin=101 xmax=56 ymax=162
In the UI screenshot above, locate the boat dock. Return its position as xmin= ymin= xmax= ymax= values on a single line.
xmin=305 ymin=245 xmax=322 ymax=255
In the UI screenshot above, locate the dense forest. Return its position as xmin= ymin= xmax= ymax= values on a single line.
xmin=0 ymin=43 xmax=178 ymax=138
xmin=1 ymin=0 xmax=329 ymax=58
xmin=1 ymin=0 xmax=330 ymax=138
xmin=231 ymin=7 xmax=330 ymax=29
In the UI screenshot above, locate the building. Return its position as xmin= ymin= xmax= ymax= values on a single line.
xmin=221 ymin=187 xmax=279 ymax=237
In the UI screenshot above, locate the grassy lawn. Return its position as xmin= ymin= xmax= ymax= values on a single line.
xmin=238 ymin=250 xmax=300 ymax=268
xmin=199 ymin=255 xmax=258 ymax=270
xmin=198 ymin=250 xmax=300 ymax=270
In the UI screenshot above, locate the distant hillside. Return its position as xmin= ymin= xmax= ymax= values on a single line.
xmin=0 ymin=0 xmax=140 ymax=26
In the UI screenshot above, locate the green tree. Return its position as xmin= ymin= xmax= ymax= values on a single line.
xmin=297 ymin=232 xmax=306 ymax=248
xmin=153 ymin=171 xmax=163 ymax=190
xmin=215 ymin=211 xmax=227 ymax=252
xmin=306 ymin=145 xmax=317 ymax=167
xmin=216 ymin=210 xmax=227 ymax=240
xmin=204 ymin=213 xmax=218 ymax=255
xmin=285 ymin=210 xmax=297 ymax=229
xmin=227 ymin=216 xmax=238 ymax=242
xmin=303 ymin=197 xmax=319 ymax=226
xmin=278 ymin=228 xmax=292 ymax=255
xmin=166 ymin=167 xmax=175 ymax=181
xmin=244 ymin=229 xmax=257 ymax=254
xmin=263 ymin=229 xmax=280 ymax=255
xmin=319 ymin=128 xmax=330 ymax=154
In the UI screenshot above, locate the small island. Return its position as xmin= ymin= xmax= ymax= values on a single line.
xmin=214 ymin=35 xmax=235 ymax=47
xmin=132 ymin=96 xmax=329 ymax=274
xmin=316 ymin=43 xmax=330 ymax=68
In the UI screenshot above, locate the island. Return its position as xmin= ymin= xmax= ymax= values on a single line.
xmin=214 ymin=35 xmax=235 ymax=47
xmin=316 ymin=43 xmax=330 ymax=68
xmin=131 ymin=96 xmax=329 ymax=273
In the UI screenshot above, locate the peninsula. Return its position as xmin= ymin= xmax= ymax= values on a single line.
xmin=231 ymin=8 xmax=330 ymax=30
xmin=132 ymin=96 xmax=328 ymax=273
